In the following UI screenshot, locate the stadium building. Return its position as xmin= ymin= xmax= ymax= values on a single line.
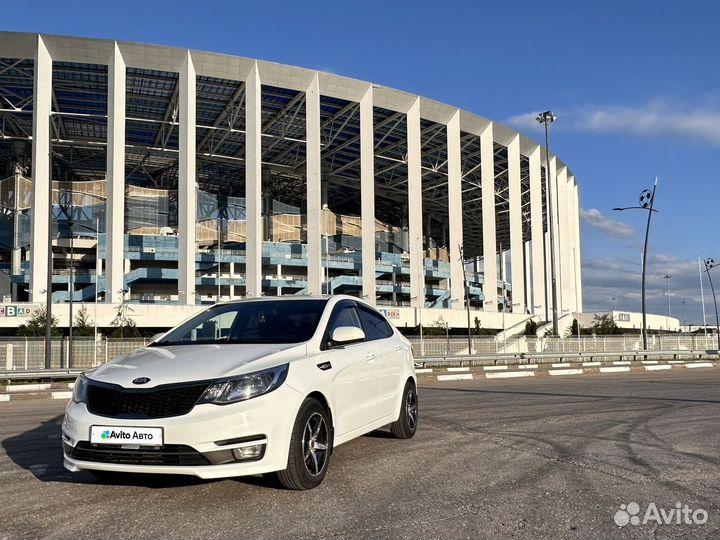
xmin=0 ymin=32 xmax=582 ymax=332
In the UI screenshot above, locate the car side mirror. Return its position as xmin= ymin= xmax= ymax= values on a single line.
xmin=330 ymin=326 xmax=365 ymax=345
xmin=149 ymin=332 xmax=166 ymax=344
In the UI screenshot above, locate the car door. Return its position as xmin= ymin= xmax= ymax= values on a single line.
xmin=322 ymin=301 xmax=380 ymax=436
xmin=358 ymin=305 xmax=403 ymax=420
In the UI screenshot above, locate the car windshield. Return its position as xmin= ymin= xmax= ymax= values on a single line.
xmin=151 ymin=299 xmax=328 ymax=346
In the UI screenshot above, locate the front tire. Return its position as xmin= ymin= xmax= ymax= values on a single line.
xmin=276 ymin=398 xmax=332 ymax=490
xmin=390 ymin=381 xmax=418 ymax=439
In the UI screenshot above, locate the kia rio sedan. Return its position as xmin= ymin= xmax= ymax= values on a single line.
xmin=62 ymin=295 xmax=418 ymax=489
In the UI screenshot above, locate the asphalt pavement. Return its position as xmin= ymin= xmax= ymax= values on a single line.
xmin=1 ymin=370 xmax=719 ymax=540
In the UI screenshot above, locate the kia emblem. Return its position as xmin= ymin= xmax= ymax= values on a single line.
xmin=132 ymin=377 xmax=151 ymax=385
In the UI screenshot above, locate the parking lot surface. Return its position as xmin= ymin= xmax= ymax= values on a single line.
xmin=1 ymin=370 xmax=719 ymax=539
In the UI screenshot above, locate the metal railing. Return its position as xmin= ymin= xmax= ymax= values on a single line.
xmin=0 ymin=336 xmax=149 ymax=372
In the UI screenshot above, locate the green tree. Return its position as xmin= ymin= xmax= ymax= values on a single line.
xmin=17 ymin=305 xmax=61 ymax=336
xmin=524 ymin=319 xmax=538 ymax=336
xmin=591 ymin=313 xmax=622 ymax=335
xmin=73 ymin=305 xmax=95 ymax=337
xmin=110 ymin=298 xmax=141 ymax=338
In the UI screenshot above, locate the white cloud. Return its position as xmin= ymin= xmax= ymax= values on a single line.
xmin=580 ymin=208 xmax=635 ymax=238
xmin=505 ymin=100 xmax=720 ymax=146
xmin=582 ymin=254 xmax=711 ymax=325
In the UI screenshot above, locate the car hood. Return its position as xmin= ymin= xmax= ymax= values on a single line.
xmin=87 ymin=343 xmax=306 ymax=388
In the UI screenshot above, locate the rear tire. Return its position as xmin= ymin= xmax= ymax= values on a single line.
xmin=390 ymin=381 xmax=418 ymax=439
xmin=276 ymin=398 xmax=332 ymax=490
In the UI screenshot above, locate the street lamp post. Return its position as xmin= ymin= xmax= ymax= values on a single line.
xmin=322 ymin=204 xmax=329 ymax=295
xmin=610 ymin=296 xmax=616 ymax=312
xmin=459 ymin=244 xmax=472 ymax=355
xmin=664 ymin=274 xmax=672 ymax=331
xmin=681 ymin=300 xmax=686 ymax=330
xmin=536 ymin=111 xmax=559 ymax=336
xmin=613 ymin=178 xmax=658 ymax=350
xmin=703 ymin=258 xmax=720 ymax=344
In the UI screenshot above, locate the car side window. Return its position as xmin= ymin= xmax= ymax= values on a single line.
xmin=325 ymin=303 xmax=364 ymax=347
xmin=358 ymin=306 xmax=393 ymax=341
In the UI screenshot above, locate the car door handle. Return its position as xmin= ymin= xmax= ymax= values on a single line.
xmin=395 ymin=345 xmax=402 ymax=351
xmin=316 ymin=361 xmax=332 ymax=371
xmin=365 ymin=353 xmax=376 ymax=361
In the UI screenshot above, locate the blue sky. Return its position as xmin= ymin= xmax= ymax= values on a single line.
xmin=6 ymin=0 xmax=719 ymax=324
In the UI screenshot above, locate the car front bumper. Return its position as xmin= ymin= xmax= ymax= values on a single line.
xmin=62 ymin=383 xmax=303 ymax=479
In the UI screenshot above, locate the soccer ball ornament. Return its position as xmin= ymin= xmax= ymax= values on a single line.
xmin=639 ymin=189 xmax=653 ymax=208
xmin=706 ymin=258 xmax=716 ymax=270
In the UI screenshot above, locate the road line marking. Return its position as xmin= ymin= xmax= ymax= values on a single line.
xmin=485 ymin=371 xmax=535 ymax=379
xmin=549 ymin=368 xmax=584 ymax=376
xmin=685 ymin=363 xmax=714 ymax=368
xmin=483 ymin=366 xmax=508 ymax=371
xmin=613 ymin=361 xmax=631 ymax=365
xmin=67 ymin=382 xmax=75 ymax=389
xmin=0 ymin=395 xmax=9 ymax=402
xmin=551 ymin=363 xmax=571 ymax=368
xmin=601 ymin=366 xmax=631 ymax=373
xmin=415 ymin=368 xmax=433 ymax=374
xmin=447 ymin=367 xmax=470 ymax=372
xmin=644 ymin=365 xmax=672 ymax=371
xmin=51 ymin=391 xmax=73 ymax=400
xmin=641 ymin=360 xmax=659 ymax=364
xmin=582 ymin=361 xmax=601 ymax=367
xmin=518 ymin=364 xmax=538 ymax=369
xmin=5 ymin=383 xmax=51 ymax=392
xmin=668 ymin=360 xmax=686 ymax=364
xmin=437 ymin=374 xmax=474 ymax=381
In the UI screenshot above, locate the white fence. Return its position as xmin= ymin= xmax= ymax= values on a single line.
xmin=0 ymin=337 xmax=149 ymax=371
xmin=1 ymin=334 xmax=717 ymax=371
xmin=408 ymin=334 xmax=719 ymax=357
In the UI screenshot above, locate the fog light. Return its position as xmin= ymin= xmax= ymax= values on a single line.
xmin=232 ymin=444 xmax=265 ymax=461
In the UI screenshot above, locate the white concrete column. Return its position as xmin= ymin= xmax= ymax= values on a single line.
xmin=178 ymin=51 xmax=196 ymax=305
xmin=507 ymin=135 xmax=524 ymax=313
xmin=305 ymin=74 xmax=322 ymax=295
xmin=29 ymin=35 xmax=52 ymax=303
xmin=447 ymin=110 xmax=464 ymax=309
xmin=106 ymin=43 xmax=126 ymax=304
xmin=480 ymin=123 xmax=497 ymax=310
xmin=245 ymin=62 xmax=262 ymax=297
xmin=407 ymin=98 xmax=423 ymax=308
xmin=360 ymin=85 xmax=376 ymax=303
xmin=528 ymin=146 xmax=546 ymax=316
xmin=549 ymin=156 xmax=561 ymax=312
xmin=573 ymin=180 xmax=583 ymax=312
xmin=558 ymin=165 xmax=572 ymax=312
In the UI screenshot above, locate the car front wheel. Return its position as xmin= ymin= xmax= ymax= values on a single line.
xmin=390 ymin=381 xmax=418 ymax=439
xmin=276 ymin=398 xmax=332 ymax=490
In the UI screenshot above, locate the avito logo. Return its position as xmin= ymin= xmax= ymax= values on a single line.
xmin=99 ymin=429 xmax=156 ymax=441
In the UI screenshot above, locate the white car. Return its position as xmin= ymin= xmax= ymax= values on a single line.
xmin=62 ymin=295 xmax=417 ymax=489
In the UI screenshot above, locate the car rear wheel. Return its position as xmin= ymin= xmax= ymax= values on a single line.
xmin=390 ymin=381 xmax=418 ymax=439
xmin=276 ymin=398 xmax=332 ymax=490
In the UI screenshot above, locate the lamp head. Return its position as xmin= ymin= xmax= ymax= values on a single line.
xmin=535 ymin=111 xmax=556 ymax=125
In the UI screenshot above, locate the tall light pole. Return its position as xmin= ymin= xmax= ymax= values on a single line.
xmin=703 ymin=258 xmax=720 ymax=342
xmin=459 ymin=243 xmax=472 ymax=355
xmin=536 ymin=111 xmax=559 ymax=336
xmin=664 ymin=274 xmax=672 ymax=331
xmin=681 ymin=300 xmax=686 ymax=330
xmin=613 ymin=178 xmax=658 ymax=350
xmin=698 ymin=257 xmax=708 ymax=340
xmin=610 ymin=296 xmax=617 ymax=312
xmin=322 ymin=204 xmax=329 ymax=295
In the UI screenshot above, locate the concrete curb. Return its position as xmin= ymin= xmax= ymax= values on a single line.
xmin=420 ymin=360 xmax=719 ymax=383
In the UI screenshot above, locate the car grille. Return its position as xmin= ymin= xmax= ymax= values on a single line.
xmin=67 ymin=441 xmax=210 ymax=466
xmin=86 ymin=381 xmax=210 ymax=419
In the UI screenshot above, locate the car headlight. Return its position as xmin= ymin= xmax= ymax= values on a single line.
xmin=198 ymin=364 xmax=289 ymax=405
xmin=72 ymin=375 xmax=89 ymax=404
